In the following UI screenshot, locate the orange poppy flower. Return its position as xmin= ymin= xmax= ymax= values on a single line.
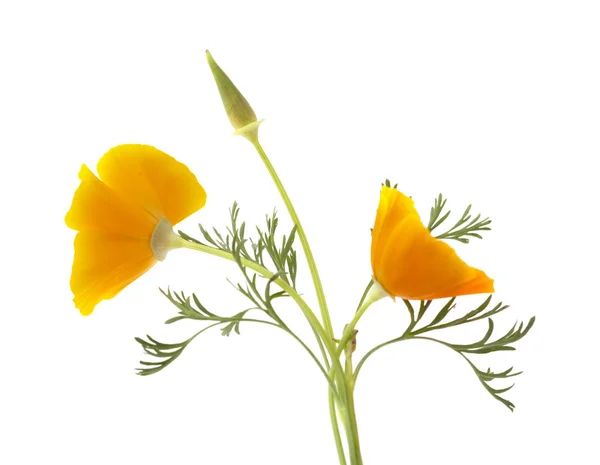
xmin=371 ymin=186 xmax=494 ymax=300
xmin=65 ymin=144 xmax=206 ymax=315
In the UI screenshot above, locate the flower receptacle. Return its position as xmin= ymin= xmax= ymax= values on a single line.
xmin=151 ymin=219 xmax=181 ymax=261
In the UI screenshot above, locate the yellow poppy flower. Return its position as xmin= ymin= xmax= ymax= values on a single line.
xmin=371 ymin=186 xmax=494 ymax=300
xmin=65 ymin=144 xmax=206 ymax=315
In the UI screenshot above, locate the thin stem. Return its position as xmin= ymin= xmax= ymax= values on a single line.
xmin=222 ymin=318 xmax=282 ymax=328
xmin=175 ymin=228 xmax=354 ymax=460
xmin=344 ymin=384 xmax=362 ymax=465
xmin=314 ymin=327 xmax=331 ymax=370
xmin=249 ymin=137 xmax=334 ymax=340
xmin=355 ymin=280 xmax=375 ymax=313
xmin=322 ymin=279 xmax=385 ymax=464
xmin=243 ymin=135 xmax=364 ymax=460
xmin=329 ymin=388 xmax=348 ymax=465
xmin=176 ymin=237 xmax=325 ymax=336
xmin=337 ymin=279 xmax=386 ymax=358
xmin=330 ymin=366 xmax=360 ymax=465
xmin=342 ymin=330 xmax=363 ymax=465
xmin=279 ymin=326 xmax=335 ymax=392
xmin=187 ymin=317 xmax=331 ymax=371
xmin=175 ymin=237 xmax=342 ymax=399
xmin=352 ymin=332 xmax=447 ymax=384
xmin=353 ymin=335 xmax=406 ymax=383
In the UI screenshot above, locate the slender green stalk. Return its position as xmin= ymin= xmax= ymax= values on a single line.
xmin=177 ymin=235 xmax=360 ymax=463
xmin=353 ymin=335 xmax=405 ymax=382
xmin=175 ymin=237 xmax=324 ymax=336
xmin=248 ymin=136 xmax=334 ymax=340
xmin=344 ymin=350 xmax=362 ymax=465
xmin=280 ymin=326 xmax=332 ymax=387
xmin=331 ymin=279 xmax=391 ymax=464
xmin=356 ymin=280 xmax=375 ymax=313
xmin=343 ymin=381 xmax=362 ymax=465
xmin=242 ymin=131 xmax=366 ymax=463
xmin=329 ymin=364 xmax=362 ymax=465
xmin=329 ymin=388 xmax=348 ymax=465
xmin=178 ymin=130 xmax=371 ymax=462
xmin=315 ymin=327 xmax=331 ymax=370
xmin=175 ymin=237 xmax=341 ymax=398
xmin=341 ymin=400 xmax=360 ymax=465
xmin=337 ymin=280 xmax=387 ymax=358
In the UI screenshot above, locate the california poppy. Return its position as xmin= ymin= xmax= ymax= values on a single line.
xmin=65 ymin=144 xmax=206 ymax=315
xmin=371 ymin=186 xmax=494 ymax=300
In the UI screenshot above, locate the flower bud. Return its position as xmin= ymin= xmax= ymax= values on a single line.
xmin=206 ymin=50 xmax=262 ymax=140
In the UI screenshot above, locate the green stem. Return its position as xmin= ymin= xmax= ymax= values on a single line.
xmin=280 ymin=326 xmax=333 ymax=387
xmin=343 ymin=334 xmax=363 ymax=465
xmin=356 ymin=280 xmax=375 ymax=313
xmin=329 ymin=366 xmax=360 ymax=465
xmin=353 ymin=328 xmax=431 ymax=384
xmin=329 ymin=388 xmax=348 ymax=465
xmin=178 ymin=235 xmax=359 ymax=462
xmin=344 ymin=383 xmax=362 ymax=465
xmin=175 ymin=236 xmax=341 ymax=399
xmin=243 ymin=133 xmax=361 ymax=462
xmin=249 ymin=137 xmax=334 ymax=340
xmin=314 ymin=326 xmax=331 ymax=370
xmin=326 ymin=279 xmax=391 ymax=464
xmin=337 ymin=279 xmax=386 ymax=358
xmin=353 ymin=335 xmax=406 ymax=383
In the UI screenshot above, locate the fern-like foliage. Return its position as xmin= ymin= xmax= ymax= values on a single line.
xmin=182 ymin=202 xmax=298 ymax=288
xmin=136 ymin=204 xmax=298 ymax=375
xmin=428 ymin=194 xmax=491 ymax=243
xmin=135 ymin=290 xmax=280 ymax=376
xmin=401 ymin=297 xmax=534 ymax=411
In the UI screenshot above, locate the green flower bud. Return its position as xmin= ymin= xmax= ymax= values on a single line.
xmin=206 ymin=50 xmax=262 ymax=141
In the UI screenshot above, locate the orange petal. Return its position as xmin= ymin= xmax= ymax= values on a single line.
xmin=372 ymin=187 xmax=494 ymax=300
xmin=70 ymin=230 xmax=157 ymax=315
xmin=371 ymin=186 xmax=419 ymax=275
xmin=65 ymin=165 xmax=157 ymax=237
xmin=97 ymin=145 xmax=207 ymax=226
xmin=437 ymin=268 xmax=494 ymax=299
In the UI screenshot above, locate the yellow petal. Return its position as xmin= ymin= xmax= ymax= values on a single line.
xmin=371 ymin=186 xmax=494 ymax=300
xmin=97 ymin=145 xmax=207 ymax=226
xmin=439 ymin=268 xmax=494 ymax=299
xmin=70 ymin=230 xmax=157 ymax=315
xmin=65 ymin=165 xmax=157 ymax=237
xmin=371 ymin=186 xmax=419 ymax=274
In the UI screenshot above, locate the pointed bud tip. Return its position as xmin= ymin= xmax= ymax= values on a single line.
xmin=205 ymin=50 xmax=215 ymax=66
xmin=205 ymin=51 xmax=258 ymax=134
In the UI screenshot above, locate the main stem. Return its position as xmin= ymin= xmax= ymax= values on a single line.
xmin=178 ymin=235 xmax=358 ymax=463
xmin=242 ymin=131 xmax=363 ymax=464
xmin=334 ymin=282 xmax=385 ymax=465
xmin=249 ymin=136 xmax=334 ymax=340
xmin=344 ymin=356 xmax=362 ymax=465
xmin=174 ymin=237 xmax=337 ymax=384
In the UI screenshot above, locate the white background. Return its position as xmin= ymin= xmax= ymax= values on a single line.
xmin=1 ymin=1 xmax=599 ymax=464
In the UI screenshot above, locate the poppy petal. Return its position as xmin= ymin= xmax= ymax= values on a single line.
xmin=70 ymin=230 xmax=157 ymax=315
xmin=371 ymin=186 xmax=419 ymax=275
xmin=436 ymin=268 xmax=494 ymax=299
xmin=65 ymin=165 xmax=157 ymax=237
xmin=97 ymin=145 xmax=207 ymax=226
